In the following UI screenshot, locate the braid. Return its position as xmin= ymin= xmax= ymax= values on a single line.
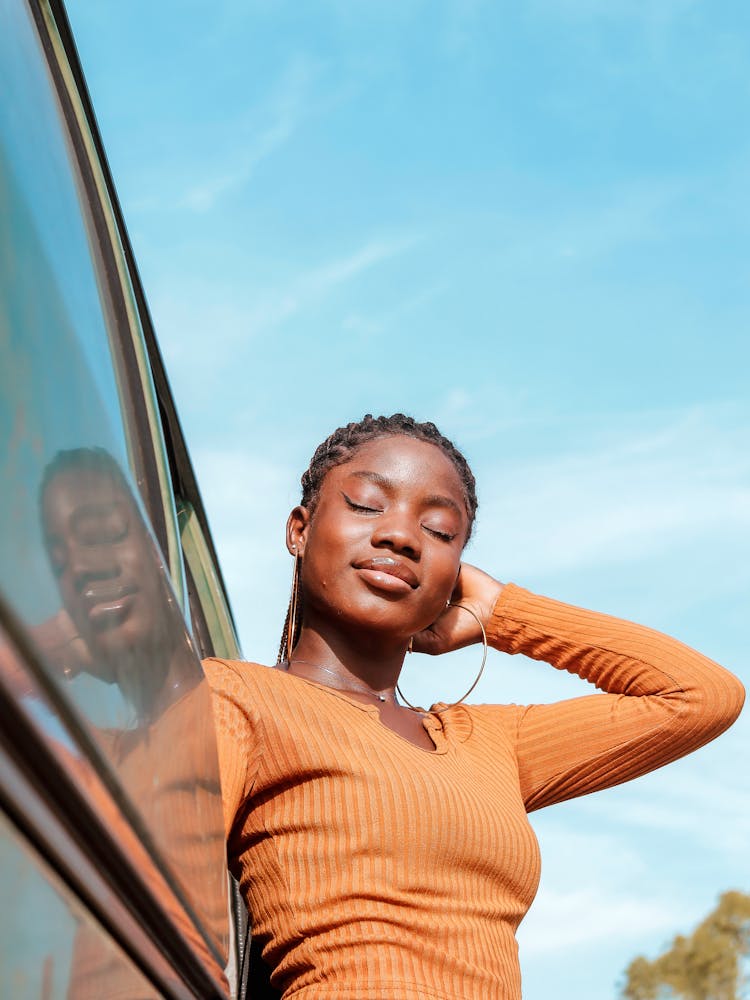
xmin=39 ymin=447 xmax=130 ymax=505
xmin=300 ymin=413 xmax=477 ymax=534
xmin=278 ymin=414 xmax=478 ymax=661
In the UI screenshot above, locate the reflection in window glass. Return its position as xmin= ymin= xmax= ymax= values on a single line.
xmin=0 ymin=813 xmax=160 ymax=999
xmin=0 ymin=0 xmax=130 ymax=631
xmin=0 ymin=0 xmax=127 ymax=455
xmin=0 ymin=2 xmax=228 ymax=960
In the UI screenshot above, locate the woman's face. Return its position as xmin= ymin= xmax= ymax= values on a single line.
xmin=290 ymin=435 xmax=469 ymax=642
xmin=41 ymin=467 xmax=174 ymax=682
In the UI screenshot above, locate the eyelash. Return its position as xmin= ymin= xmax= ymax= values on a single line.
xmin=426 ymin=527 xmax=456 ymax=543
xmin=343 ymin=494 xmax=382 ymax=514
xmin=342 ymin=494 xmax=456 ymax=542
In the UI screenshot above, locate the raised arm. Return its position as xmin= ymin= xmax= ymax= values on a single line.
xmin=492 ymin=584 xmax=744 ymax=810
xmin=415 ymin=568 xmax=744 ymax=812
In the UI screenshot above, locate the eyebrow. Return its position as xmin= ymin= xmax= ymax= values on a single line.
xmin=422 ymin=493 xmax=464 ymax=516
xmin=70 ymin=500 xmax=128 ymax=524
xmin=348 ymin=471 xmax=464 ymax=516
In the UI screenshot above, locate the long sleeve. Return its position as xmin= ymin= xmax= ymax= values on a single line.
xmin=486 ymin=584 xmax=745 ymax=812
xmin=202 ymin=658 xmax=265 ymax=840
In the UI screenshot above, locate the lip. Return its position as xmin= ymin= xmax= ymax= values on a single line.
xmin=353 ymin=557 xmax=418 ymax=594
xmin=80 ymin=583 xmax=139 ymax=628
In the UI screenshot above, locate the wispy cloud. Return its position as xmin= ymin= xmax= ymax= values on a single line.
xmin=149 ymin=230 xmax=422 ymax=391
xmin=516 ymin=816 xmax=725 ymax=962
xmin=182 ymin=117 xmax=295 ymax=213
xmin=341 ymin=281 xmax=447 ymax=344
xmin=240 ymin=232 xmax=423 ymax=336
xmin=490 ymin=178 xmax=689 ymax=269
xmin=473 ymin=403 xmax=750 ymax=579
xmin=575 ymin=757 xmax=750 ymax=861
xmin=181 ymin=58 xmax=317 ymax=213
xmin=518 ymin=885 xmax=681 ymax=956
xmin=304 ymin=235 xmax=422 ymax=291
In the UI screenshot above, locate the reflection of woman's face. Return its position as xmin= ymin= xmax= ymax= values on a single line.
xmin=41 ymin=467 xmax=170 ymax=680
xmin=295 ymin=436 xmax=469 ymax=642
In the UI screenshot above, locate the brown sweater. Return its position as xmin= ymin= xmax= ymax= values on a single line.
xmin=203 ymin=584 xmax=744 ymax=1000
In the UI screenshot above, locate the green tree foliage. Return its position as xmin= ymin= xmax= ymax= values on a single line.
xmin=621 ymin=891 xmax=750 ymax=1000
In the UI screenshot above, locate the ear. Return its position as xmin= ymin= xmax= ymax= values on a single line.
xmin=286 ymin=506 xmax=311 ymax=557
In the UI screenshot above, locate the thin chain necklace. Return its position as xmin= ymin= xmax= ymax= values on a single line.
xmin=287 ymin=658 xmax=393 ymax=703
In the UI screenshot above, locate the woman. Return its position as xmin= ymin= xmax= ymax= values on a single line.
xmin=203 ymin=413 xmax=744 ymax=1000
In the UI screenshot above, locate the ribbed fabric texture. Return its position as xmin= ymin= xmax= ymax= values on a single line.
xmin=65 ymin=683 xmax=228 ymax=998
xmin=203 ymin=584 xmax=744 ymax=1000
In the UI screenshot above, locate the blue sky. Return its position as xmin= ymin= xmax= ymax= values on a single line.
xmin=66 ymin=2 xmax=749 ymax=997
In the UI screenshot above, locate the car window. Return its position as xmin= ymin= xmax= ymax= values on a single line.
xmin=0 ymin=0 xmax=229 ymax=967
xmin=0 ymin=811 xmax=162 ymax=999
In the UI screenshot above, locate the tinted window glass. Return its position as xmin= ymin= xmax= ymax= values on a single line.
xmin=0 ymin=813 xmax=161 ymax=999
xmin=0 ymin=0 xmax=227 ymax=958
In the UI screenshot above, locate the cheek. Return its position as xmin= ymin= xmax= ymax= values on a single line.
xmin=121 ymin=539 xmax=160 ymax=588
xmin=431 ymin=544 xmax=462 ymax=582
xmin=300 ymin=551 xmax=335 ymax=601
xmin=60 ymin=577 xmax=85 ymax=620
xmin=120 ymin=536 xmax=148 ymax=566
xmin=425 ymin=551 xmax=461 ymax=600
xmin=300 ymin=526 xmax=363 ymax=609
xmin=303 ymin=518 xmax=358 ymax=571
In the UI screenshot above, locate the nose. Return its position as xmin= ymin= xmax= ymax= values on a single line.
xmin=68 ymin=543 xmax=121 ymax=594
xmin=370 ymin=508 xmax=421 ymax=559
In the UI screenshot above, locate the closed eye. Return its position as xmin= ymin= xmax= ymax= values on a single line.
xmin=424 ymin=526 xmax=457 ymax=542
xmin=342 ymin=493 xmax=382 ymax=514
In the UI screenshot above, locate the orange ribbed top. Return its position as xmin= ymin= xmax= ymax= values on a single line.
xmin=203 ymin=584 xmax=744 ymax=1000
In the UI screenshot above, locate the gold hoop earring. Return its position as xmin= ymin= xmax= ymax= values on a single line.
xmin=287 ymin=550 xmax=301 ymax=655
xmin=397 ymin=603 xmax=488 ymax=712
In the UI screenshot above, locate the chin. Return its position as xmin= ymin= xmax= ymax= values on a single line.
xmin=349 ymin=602 xmax=426 ymax=641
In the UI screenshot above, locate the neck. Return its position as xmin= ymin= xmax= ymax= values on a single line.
xmin=289 ymin=623 xmax=408 ymax=699
xmin=119 ymin=643 xmax=197 ymax=722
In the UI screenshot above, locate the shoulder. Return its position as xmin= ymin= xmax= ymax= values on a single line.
xmin=202 ymin=656 xmax=272 ymax=684
xmin=201 ymin=657 xmax=282 ymax=705
xmin=202 ymin=657 xmax=325 ymax=712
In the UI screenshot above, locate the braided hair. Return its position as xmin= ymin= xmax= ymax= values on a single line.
xmin=277 ymin=413 xmax=478 ymax=662
xmin=39 ymin=447 xmax=132 ymax=508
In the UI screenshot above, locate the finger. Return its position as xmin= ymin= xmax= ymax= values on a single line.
xmin=409 ymin=626 xmax=445 ymax=656
xmin=409 ymin=605 xmax=475 ymax=656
